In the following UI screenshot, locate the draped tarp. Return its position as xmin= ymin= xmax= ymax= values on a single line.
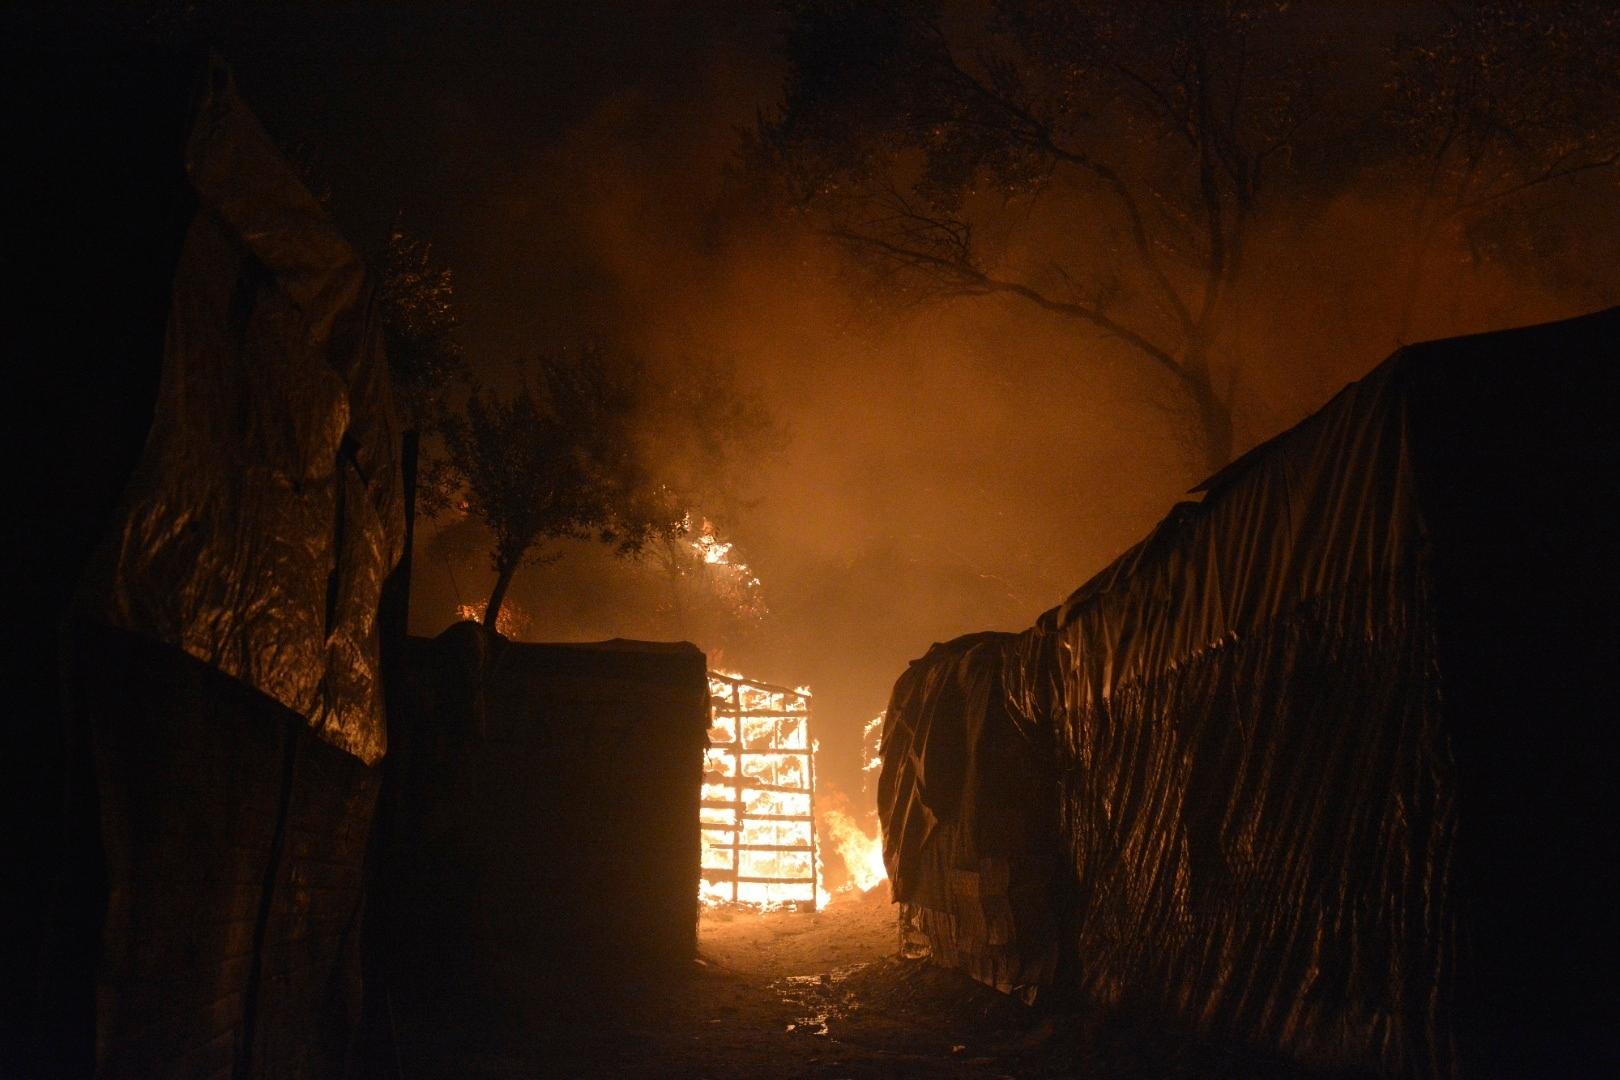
xmin=880 ymin=631 xmax=1062 ymax=1001
xmin=879 ymin=308 xmax=1620 ymax=1077
xmin=79 ymin=56 xmax=403 ymax=765
xmin=4 ymin=49 xmax=404 ymax=1077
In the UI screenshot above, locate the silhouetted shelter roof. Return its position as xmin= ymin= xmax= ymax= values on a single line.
xmin=880 ymin=308 xmax=1620 ymax=1076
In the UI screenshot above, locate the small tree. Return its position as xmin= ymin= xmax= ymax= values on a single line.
xmin=433 ymin=348 xmax=665 ymax=629
xmin=372 ymin=221 xmax=469 ymax=631
xmin=432 ymin=347 xmax=780 ymax=632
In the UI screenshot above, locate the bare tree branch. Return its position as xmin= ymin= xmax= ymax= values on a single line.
xmin=925 ymin=38 xmax=1203 ymax=343
xmin=823 ymin=227 xmax=1187 ymax=383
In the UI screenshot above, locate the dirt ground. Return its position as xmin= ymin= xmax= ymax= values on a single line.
xmin=417 ymin=888 xmax=1354 ymax=1080
xmin=464 ymin=888 xmax=1043 ymax=1079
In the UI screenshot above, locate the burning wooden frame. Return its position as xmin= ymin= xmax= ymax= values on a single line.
xmin=700 ymin=673 xmax=819 ymax=910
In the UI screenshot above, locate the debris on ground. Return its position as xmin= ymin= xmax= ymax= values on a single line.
xmin=410 ymin=890 xmax=1373 ymax=1078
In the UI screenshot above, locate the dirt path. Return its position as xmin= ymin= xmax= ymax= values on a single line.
xmin=584 ymin=891 xmax=1032 ymax=1079
xmin=419 ymin=892 xmax=1343 ymax=1078
xmin=440 ymin=891 xmax=1028 ymax=1078
xmin=697 ymin=890 xmax=899 ymax=979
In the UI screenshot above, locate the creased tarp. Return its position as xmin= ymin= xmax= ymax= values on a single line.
xmin=80 ymin=58 xmax=403 ymax=764
xmin=879 ymin=308 xmax=1620 ymax=1077
xmin=880 ymin=631 xmax=1061 ymax=999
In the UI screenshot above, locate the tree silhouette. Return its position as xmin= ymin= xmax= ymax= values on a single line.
xmin=376 ymin=222 xmax=466 ymax=432
xmin=754 ymin=1 xmax=1342 ymax=472
xmin=1386 ymin=1 xmax=1620 ymax=338
xmin=431 ymin=348 xmax=780 ymax=632
xmin=754 ymin=1 xmax=1620 ymax=473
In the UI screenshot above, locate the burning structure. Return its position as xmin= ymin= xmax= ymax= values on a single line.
xmin=879 ymin=309 xmax=1620 ymax=1078
xmin=701 ymin=673 xmax=819 ymax=910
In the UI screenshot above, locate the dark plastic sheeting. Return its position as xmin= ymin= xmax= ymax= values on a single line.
xmin=76 ymin=623 xmax=378 ymax=1080
xmin=880 ymin=309 xmax=1620 ymax=1077
xmin=5 ymin=49 xmax=403 ymax=1077
xmin=881 ymin=631 xmax=1061 ymax=1001
xmin=79 ymin=57 xmax=403 ymax=765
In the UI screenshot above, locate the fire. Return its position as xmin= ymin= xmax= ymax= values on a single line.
xmin=663 ymin=518 xmax=768 ymax=629
xmin=691 ymin=520 xmax=766 ymax=615
xmin=862 ymin=712 xmax=884 ymax=775
xmin=698 ymin=687 xmax=889 ymax=911
xmin=815 ymin=712 xmax=888 ymax=897
xmin=823 ymin=808 xmax=887 ymax=893
xmin=693 ymin=529 xmax=734 ymax=566
xmin=454 ymin=600 xmax=530 ymax=638
xmin=700 ymin=674 xmax=820 ymax=910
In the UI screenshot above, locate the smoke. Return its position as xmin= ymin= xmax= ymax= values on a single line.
xmin=207 ymin=3 xmax=1618 ymax=800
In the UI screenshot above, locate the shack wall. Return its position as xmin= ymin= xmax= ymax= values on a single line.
xmin=373 ymin=625 xmax=710 ymax=1050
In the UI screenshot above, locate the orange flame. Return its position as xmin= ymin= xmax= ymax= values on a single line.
xmin=682 ymin=519 xmax=767 ymax=623
xmin=454 ymin=600 xmax=530 ymax=638
xmin=862 ymin=712 xmax=885 ymax=776
xmin=823 ymin=808 xmax=887 ymax=893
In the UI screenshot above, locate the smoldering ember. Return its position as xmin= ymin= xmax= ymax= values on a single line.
xmin=4 ymin=3 xmax=1618 ymax=1078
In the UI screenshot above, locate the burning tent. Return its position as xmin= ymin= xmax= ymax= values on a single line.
xmin=879 ymin=309 xmax=1620 ymax=1078
xmin=5 ymin=53 xmax=402 ymax=1077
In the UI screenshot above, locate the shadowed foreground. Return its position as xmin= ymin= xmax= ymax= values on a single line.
xmin=394 ymin=891 xmax=1361 ymax=1079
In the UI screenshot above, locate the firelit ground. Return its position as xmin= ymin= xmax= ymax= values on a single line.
xmin=409 ymin=888 xmax=1356 ymax=1079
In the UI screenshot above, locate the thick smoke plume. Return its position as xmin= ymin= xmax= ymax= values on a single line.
xmin=194 ymin=3 xmax=1617 ymax=796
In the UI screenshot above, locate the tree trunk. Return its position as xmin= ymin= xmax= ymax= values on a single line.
xmin=1195 ymin=387 xmax=1233 ymax=477
xmin=484 ymin=559 xmax=518 ymax=633
xmin=1179 ymin=349 xmax=1234 ymax=477
xmin=1395 ymin=210 xmax=1442 ymax=345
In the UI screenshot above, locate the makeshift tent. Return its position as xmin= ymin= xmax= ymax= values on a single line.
xmin=370 ymin=625 xmax=710 ymax=1056
xmin=4 ymin=52 xmax=402 ymax=1078
xmin=879 ymin=309 xmax=1620 ymax=1078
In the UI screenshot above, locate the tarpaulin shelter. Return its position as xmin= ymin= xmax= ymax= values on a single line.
xmin=369 ymin=624 xmax=710 ymax=1058
xmin=879 ymin=309 xmax=1620 ymax=1078
xmin=4 ymin=51 xmax=402 ymax=1078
